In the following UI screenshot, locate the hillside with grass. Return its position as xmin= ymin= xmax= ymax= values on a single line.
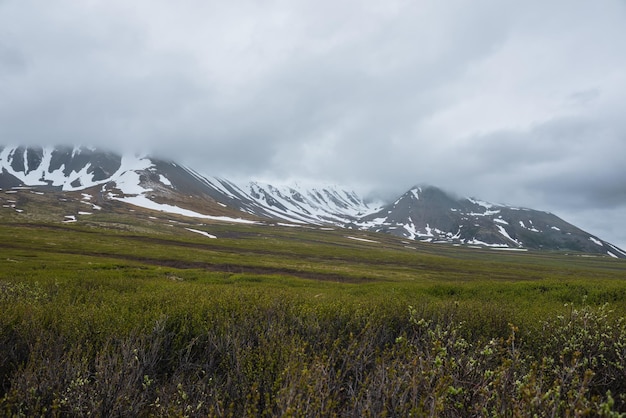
xmin=1 ymin=188 xmax=626 ymax=416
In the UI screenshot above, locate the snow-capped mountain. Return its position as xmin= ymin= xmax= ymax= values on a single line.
xmin=1 ymin=145 xmax=624 ymax=258
xmin=0 ymin=145 xmax=258 ymax=223
xmin=354 ymin=186 xmax=626 ymax=258
xmin=181 ymin=169 xmax=379 ymax=225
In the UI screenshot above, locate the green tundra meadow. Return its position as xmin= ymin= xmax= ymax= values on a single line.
xmin=1 ymin=203 xmax=626 ymax=416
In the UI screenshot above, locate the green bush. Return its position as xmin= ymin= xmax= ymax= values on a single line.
xmin=2 ymin=289 xmax=626 ymax=416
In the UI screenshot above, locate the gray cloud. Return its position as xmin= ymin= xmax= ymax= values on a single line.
xmin=1 ymin=0 xmax=626 ymax=248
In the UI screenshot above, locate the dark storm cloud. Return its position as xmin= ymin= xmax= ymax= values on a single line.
xmin=1 ymin=0 xmax=625 ymax=247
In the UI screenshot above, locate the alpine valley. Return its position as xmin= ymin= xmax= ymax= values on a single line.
xmin=1 ymin=144 xmax=624 ymax=258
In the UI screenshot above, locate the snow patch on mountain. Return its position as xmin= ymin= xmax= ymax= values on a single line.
xmin=159 ymin=175 xmax=172 ymax=186
xmin=606 ymin=243 xmax=626 ymax=257
xmin=468 ymin=198 xmax=496 ymax=209
xmin=185 ymin=228 xmax=217 ymax=239
xmin=496 ymin=225 xmax=522 ymax=246
xmin=589 ymin=236 xmax=603 ymax=246
xmin=346 ymin=236 xmax=379 ymax=243
xmin=112 ymin=195 xmax=257 ymax=224
xmin=108 ymin=156 xmax=154 ymax=194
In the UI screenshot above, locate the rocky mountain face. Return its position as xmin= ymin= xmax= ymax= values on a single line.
xmin=182 ymin=171 xmax=378 ymax=225
xmin=0 ymin=145 xmax=141 ymax=191
xmin=354 ymin=186 xmax=626 ymax=256
xmin=1 ymin=145 xmax=624 ymax=258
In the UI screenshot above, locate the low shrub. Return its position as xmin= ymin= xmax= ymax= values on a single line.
xmin=1 ymin=293 xmax=625 ymax=416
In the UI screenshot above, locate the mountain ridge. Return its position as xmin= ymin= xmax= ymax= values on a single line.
xmin=1 ymin=145 xmax=624 ymax=258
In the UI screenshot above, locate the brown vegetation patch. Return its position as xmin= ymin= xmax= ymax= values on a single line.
xmin=90 ymin=252 xmax=375 ymax=283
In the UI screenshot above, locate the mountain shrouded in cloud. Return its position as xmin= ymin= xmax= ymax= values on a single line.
xmin=1 ymin=145 xmax=624 ymax=258
xmin=1 ymin=0 xmax=625 ymax=249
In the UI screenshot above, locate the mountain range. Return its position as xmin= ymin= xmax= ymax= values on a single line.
xmin=1 ymin=145 xmax=624 ymax=258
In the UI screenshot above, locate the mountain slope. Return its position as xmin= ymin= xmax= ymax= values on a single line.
xmin=354 ymin=186 xmax=626 ymax=257
xmin=180 ymin=169 xmax=378 ymax=225
xmin=1 ymin=145 xmax=624 ymax=258
xmin=0 ymin=145 xmax=258 ymax=223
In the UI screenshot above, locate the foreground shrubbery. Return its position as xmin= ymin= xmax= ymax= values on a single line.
xmin=1 ymin=278 xmax=625 ymax=417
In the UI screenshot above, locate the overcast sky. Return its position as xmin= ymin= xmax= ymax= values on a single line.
xmin=1 ymin=0 xmax=625 ymax=249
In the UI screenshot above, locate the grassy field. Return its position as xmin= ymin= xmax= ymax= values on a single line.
xmin=1 ymin=197 xmax=626 ymax=416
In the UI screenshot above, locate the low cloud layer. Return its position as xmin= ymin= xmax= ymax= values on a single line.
xmin=1 ymin=0 xmax=625 ymax=248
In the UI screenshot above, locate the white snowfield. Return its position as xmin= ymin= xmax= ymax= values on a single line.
xmin=113 ymin=195 xmax=257 ymax=224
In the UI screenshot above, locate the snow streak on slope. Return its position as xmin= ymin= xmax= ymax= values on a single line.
xmin=110 ymin=195 xmax=257 ymax=224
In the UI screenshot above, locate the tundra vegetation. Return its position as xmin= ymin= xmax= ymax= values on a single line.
xmin=1 ymin=204 xmax=626 ymax=416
